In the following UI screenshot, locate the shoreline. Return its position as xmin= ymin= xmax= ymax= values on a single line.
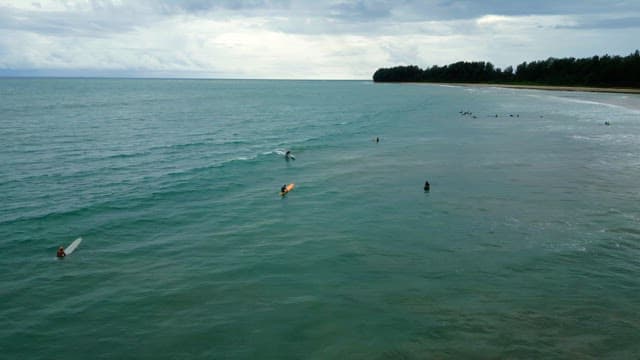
xmin=433 ymin=82 xmax=640 ymax=95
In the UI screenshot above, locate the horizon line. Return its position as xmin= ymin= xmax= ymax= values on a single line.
xmin=0 ymin=75 xmax=371 ymax=81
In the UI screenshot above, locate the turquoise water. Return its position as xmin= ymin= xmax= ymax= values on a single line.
xmin=1 ymin=79 xmax=639 ymax=359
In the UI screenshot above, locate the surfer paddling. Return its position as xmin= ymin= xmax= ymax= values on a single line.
xmin=57 ymin=247 xmax=66 ymax=258
xmin=280 ymin=183 xmax=295 ymax=196
xmin=285 ymin=150 xmax=295 ymax=160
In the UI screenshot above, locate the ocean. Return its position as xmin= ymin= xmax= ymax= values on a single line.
xmin=1 ymin=78 xmax=639 ymax=359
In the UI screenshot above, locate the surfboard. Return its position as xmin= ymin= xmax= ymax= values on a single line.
xmin=65 ymin=237 xmax=82 ymax=255
xmin=280 ymin=183 xmax=295 ymax=196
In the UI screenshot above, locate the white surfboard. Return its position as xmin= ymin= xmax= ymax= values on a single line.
xmin=65 ymin=237 xmax=82 ymax=255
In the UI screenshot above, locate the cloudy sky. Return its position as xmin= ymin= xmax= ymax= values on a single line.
xmin=0 ymin=0 xmax=639 ymax=79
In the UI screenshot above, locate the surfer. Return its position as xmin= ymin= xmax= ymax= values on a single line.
xmin=285 ymin=150 xmax=296 ymax=160
xmin=57 ymin=246 xmax=66 ymax=258
xmin=424 ymin=180 xmax=430 ymax=192
xmin=281 ymin=184 xmax=287 ymax=193
xmin=376 ymin=137 xmax=379 ymax=143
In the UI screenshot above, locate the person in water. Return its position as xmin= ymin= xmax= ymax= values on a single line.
xmin=281 ymin=184 xmax=287 ymax=193
xmin=285 ymin=150 xmax=291 ymax=159
xmin=57 ymin=246 xmax=66 ymax=258
xmin=424 ymin=180 xmax=430 ymax=192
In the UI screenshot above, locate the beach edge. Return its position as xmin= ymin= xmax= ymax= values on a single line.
xmin=430 ymin=82 xmax=640 ymax=94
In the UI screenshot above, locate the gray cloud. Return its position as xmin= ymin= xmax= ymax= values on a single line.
xmin=4 ymin=1 xmax=640 ymax=36
xmin=328 ymin=0 xmax=396 ymax=20
xmin=412 ymin=0 xmax=640 ymax=19
xmin=0 ymin=2 xmax=159 ymax=36
xmin=154 ymin=0 xmax=292 ymax=14
xmin=557 ymin=16 xmax=640 ymax=30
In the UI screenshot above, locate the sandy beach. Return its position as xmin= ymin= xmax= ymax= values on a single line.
xmin=445 ymin=83 xmax=640 ymax=94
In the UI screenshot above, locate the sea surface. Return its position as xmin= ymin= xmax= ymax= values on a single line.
xmin=1 ymin=78 xmax=639 ymax=359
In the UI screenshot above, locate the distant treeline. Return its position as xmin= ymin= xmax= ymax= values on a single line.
xmin=373 ymin=50 xmax=640 ymax=88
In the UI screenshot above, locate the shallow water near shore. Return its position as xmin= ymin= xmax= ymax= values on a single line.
xmin=1 ymin=79 xmax=639 ymax=359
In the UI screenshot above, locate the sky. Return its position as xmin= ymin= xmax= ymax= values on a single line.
xmin=0 ymin=0 xmax=639 ymax=79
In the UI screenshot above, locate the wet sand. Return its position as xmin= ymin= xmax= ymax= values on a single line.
xmin=445 ymin=83 xmax=640 ymax=94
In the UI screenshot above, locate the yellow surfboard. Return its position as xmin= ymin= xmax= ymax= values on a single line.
xmin=280 ymin=183 xmax=295 ymax=196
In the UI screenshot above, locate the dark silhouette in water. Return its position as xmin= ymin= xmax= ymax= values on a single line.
xmin=424 ymin=181 xmax=430 ymax=192
xmin=285 ymin=150 xmax=295 ymax=160
xmin=57 ymin=247 xmax=66 ymax=258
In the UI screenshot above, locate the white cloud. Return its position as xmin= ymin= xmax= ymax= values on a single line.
xmin=0 ymin=1 xmax=639 ymax=78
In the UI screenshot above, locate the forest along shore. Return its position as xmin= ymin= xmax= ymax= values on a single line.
xmin=372 ymin=51 xmax=640 ymax=93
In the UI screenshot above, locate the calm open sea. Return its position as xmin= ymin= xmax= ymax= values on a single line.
xmin=1 ymin=78 xmax=639 ymax=359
